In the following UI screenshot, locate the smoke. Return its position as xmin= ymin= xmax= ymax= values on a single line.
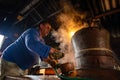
xmin=52 ymin=0 xmax=88 ymax=64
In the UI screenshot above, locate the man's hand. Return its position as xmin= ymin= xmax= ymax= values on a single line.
xmin=49 ymin=47 xmax=64 ymax=60
xmin=49 ymin=47 xmax=58 ymax=53
xmin=50 ymin=51 xmax=64 ymax=60
xmin=43 ymin=56 xmax=58 ymax=68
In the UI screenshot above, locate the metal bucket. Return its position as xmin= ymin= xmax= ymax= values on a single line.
xmin=72 ymin=27 xmax=119 ymax=69
xmin=71 ymin=27 xmax=120 ymax=79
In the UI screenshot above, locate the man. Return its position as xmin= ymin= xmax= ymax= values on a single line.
xmin=0 ymin=20 xmax=63 ymax=79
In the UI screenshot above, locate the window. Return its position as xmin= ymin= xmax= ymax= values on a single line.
xmin=0 ymin=34 xmax=5 ymax=49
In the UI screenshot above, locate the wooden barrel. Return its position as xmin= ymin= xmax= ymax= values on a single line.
xmin=72 ymin=27 xmax=119 ymax=69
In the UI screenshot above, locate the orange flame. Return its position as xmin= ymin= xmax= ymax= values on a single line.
xmin=69 ymin=31 xmax=75 ymax=38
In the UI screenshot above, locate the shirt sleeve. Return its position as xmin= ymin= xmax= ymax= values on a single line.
xmin=25 ymin=29 xmax=51 ymax=59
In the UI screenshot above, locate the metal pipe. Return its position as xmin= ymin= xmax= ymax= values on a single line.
xmin=33 ymin=8 xmax=44 ymax=20
xmin=100 ymin=0 xmax=106 ymax=12
xmin=104 ymin=0 xmax=111 ymax=11
xmin=95 ymin=8 xmax=120 ymax=18
xmin=92 ymin=0 xmax=99 ymax=14
xmin=112 ymin=0 xmax=117 ymax=8
xmin=86 ymin=0 xmax=95 ymax=17
xmin=20 ymin=0 xmax=40 ymax=15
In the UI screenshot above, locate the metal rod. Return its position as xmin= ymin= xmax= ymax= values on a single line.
xmin=33 ymin=8 xmax=44 ymax=20
xmin=100 ymin=0 xmax=106 ymax=12
xmin=95 ymin=8 xmax=120 ymax=18
xmin=20 ymin=0 xmax=40 ymax=14
xmin=86 ymin=0 xmax=95 ymax=18
xmin=47 ymin=8 xmax=62 ymax=18
xmin=112 ymin=0 xmax=117 ymax=8
xmin=92 ymin=0 xmax=99 ymax=14
xmin=104 ymin=0 xmax=111 ymax=11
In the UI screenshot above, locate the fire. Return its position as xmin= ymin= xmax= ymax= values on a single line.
xmin=68 ymin=28 xmax=80 ymax=38
xmin=69 ymin=31 xmax=75 ymax=38
xmin=39 ymin=69 xmax=45 ymax=75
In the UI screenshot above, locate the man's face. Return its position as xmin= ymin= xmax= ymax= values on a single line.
xmin=40 ymin=23 xmax=51 ymax=37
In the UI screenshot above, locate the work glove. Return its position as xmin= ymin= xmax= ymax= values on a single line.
xmin=49 ymin=51 xmax=64 ymax=60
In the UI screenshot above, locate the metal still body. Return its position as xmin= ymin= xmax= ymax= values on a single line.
xmin=72 ymin=27 xmax=120 ymax=80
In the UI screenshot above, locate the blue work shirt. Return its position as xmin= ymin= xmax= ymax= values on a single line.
xmin=2 ymin=28 xmax=51 ymax=70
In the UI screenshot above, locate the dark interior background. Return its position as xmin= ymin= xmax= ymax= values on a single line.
xmin=0 ymin=0 xmax=120 ymax=59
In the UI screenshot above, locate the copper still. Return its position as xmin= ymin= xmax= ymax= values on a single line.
xmin=71 ymin=27 xmax=120 ymax=80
